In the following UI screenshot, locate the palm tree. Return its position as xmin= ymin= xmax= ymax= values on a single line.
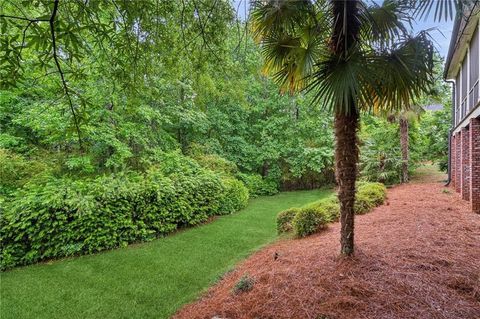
xmin=385 ymin=105 xmax=425 ymax=183
xmin=251 ymin=0 xmax=435 ymax=255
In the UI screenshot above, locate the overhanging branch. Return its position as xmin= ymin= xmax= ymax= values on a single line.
xmin=49 ymin=0 xmax=83 ymax=149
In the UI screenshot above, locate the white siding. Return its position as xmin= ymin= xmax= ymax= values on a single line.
xmin=469 ymin=24 xmax=479 ymax=112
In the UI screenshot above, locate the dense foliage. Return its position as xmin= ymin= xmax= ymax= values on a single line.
xmin=0 ymin=153 xmax=249 ymax=269
xmin=359 ymin=116 xmax=422 ymax=184
xmin=359 ymin=102 xmax=451 ymax=184
xmin=418 ymin=105 xmax=452 ymax=171
xmin=0 ymin=0 xmax=450 ymax=267
xmin=277 ymin=182 xmax=387 ymax=238
xmin=0 ymin=0 xmax=338 ymax=268
xmin=276 ymin=208 xmax=300 ymax=234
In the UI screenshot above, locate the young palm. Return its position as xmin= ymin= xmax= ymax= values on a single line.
xmin=385 ymin=105 xmax=425 ymax=183
xmin=251 ymin=0 xmax=435 ymax=255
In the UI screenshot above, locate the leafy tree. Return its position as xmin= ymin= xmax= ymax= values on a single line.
xmin=359 ymin=115 xmax=423 ymax=184
xmin=1 ymin=1 xmax=336 ymax=193
xmin=418 ymin=105 xmax=452 ymax=171
xmin=381 ymin=105 xmax=425 ymax=183
xmin=251 ymin=0 xmax=435 ymax=255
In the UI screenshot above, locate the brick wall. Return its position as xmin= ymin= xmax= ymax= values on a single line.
xmin=461 ymin=127 xmax=470 ymax=201
xmin=451 ymin=134 xmax=456 ymax=189
xmin=455 ymin=131 xmax=462 ymax=193
xmin=470 ymin=118 xmax=480 ymax=214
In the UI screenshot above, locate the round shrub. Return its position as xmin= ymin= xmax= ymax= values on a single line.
xmin=355 ymin=182 xmax=387 ymax=214
xmin=292 ymin=207 xmax=328 ymax=238
xmin=354 ymin=193 xmax=376 ymax=214
xmin=319 ymin=198 xmax=340 ymax=221
xmin=276 ymin=208 xmax=300 ymax=233
xmin=357 ymin=182 xmax=387 ymax=205
xmin=219 ymin=177 xmax=249 ymax=214
xmin=304 ymin=196 xmax=340 ymax=222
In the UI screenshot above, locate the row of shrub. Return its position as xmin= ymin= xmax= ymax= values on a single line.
xmin=0 ymin=153 xmax=249 ymax=270
xmin=193 ymin=153 xmax=278 ymax=197
xmin=277 ymin=182 xmax=387 ymax=237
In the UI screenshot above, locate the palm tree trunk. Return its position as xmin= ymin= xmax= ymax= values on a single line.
xmin=399 ymin=117 xmax=409 ymax=183
xmin=331 ymin=0 xmax=361 ymax=256
xmin=335 ymin=109 xmax=359 ymax=256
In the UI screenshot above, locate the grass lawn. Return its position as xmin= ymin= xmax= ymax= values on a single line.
xmin=411 ymin=163 xmax=447 ymax=183
xmin=0 ymin=188 xmax=332 ymax=319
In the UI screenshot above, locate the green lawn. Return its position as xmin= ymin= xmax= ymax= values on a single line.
xmin=0 ymin=188 xmax=332 ymax=319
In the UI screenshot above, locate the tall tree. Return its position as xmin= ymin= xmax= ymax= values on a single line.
xmin=384 ymin=105 xmax=424 ymax=183
xmin=399 ymin=115 xmax=410 ymax=183
xmin=251 ymin=0 xmax=435 ymax=255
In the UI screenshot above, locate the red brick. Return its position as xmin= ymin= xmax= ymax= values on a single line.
xmin=455 ymin=131 xmax=462 ymax=193
xmin=470 ymin=117 xmax=480 ymax=214
xmin=451 ymin=134 xmax=456 ymax=189
xmin=461 ymin=127 xmax=470 ymax=201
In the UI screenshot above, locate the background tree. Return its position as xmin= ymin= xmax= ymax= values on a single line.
xmin=385 ymin=105 xmax=425 ymax=183
xmin=0 ymin=0 xmax=336 ymax=197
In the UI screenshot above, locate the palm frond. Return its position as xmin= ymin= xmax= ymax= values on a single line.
xmin=307 ymin=47 xmax=377 ymax=114
xmin=250 ymin=0 xmax=314 ymax=42
xmin=412 ymin=0 xmax=463 ymax=21
xmin=366 ymin=31 xmax=436 ymax=113
xmin=250 ymin=0 xmax=325 ymax=93
xmin=361 ymin=0 xmax=412 ymax=45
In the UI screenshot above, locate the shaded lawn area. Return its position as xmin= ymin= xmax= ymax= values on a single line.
xmin=411 ymin=163 xmax=447 ymax=183
xmin=0 ymin=188 xmax=332 ymax=319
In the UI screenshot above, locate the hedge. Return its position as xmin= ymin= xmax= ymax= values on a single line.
xmin=276 ymin=208 xmax=300 ymax=233
xmin=219 ymin=177 xmax=249 ymax=214
xmin=303 ymin=196 xmax=340 ymax=222
xmin=236 ymin=173 xmax=278 ymax=197
xmin=276 ymin=182 xmax=387 ymax=238
xmin=354 ymin=182 xmax=387 ymax=214
xmin=292 ymin=207 xmax=328 ymax=237
xmin=1 ymin=165 xmax=249 ymax=269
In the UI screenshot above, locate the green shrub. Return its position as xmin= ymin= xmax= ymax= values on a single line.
xmin=0 ymin=149 xmax=49 ymax=196
xmin=0 ymin=160 xmax=250 ymax=269
xmin=233 ymin=274 xmax=255 ymax=294
xmin=276 ymin=208 xmax=300 ymax=233
xmin=279 ymin=182 xmax=385 ymax=238
xmin=358 ymin=182 xmax=386 ymax=204
xmin=219 ymin=177 xmax=249 ymax=214
xmin=292 ymin=207 xmax=328 ymax=238
xmin=303 ymin=196 xmax=340 ymax=222
xmin=354 ymin=193 xmax=376 ymax=214
xmin=194 ymin=154 xmax=238 ymax=176
xmin=355 ymin=182 xmax=387 ymax=214
xmin=236 ymin=173 xmax=278 ymax=197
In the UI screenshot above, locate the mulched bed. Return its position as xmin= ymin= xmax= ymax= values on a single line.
xmin=174 ymin=181 xmax=480 ymax=319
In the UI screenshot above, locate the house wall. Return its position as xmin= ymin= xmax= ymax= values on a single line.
xmin=470 ymin=118 xmax=480 ymax=213
xmin=450 ymin=19 xmax=480 ymax=214
xmin=454 ymin=21 xmax=480 ymax=130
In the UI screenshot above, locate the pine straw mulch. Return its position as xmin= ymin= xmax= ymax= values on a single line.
xmin=174 ymin=181 xmax=480 ymax=319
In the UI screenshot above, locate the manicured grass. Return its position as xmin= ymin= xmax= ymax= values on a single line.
xmin=411 ymin=163 xmax=447 ymax=183
xmin=0 ymin=188 xmax=332 ymax=319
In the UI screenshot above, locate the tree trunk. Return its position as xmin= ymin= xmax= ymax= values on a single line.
xmin=330 ymin=0 xmax=361 ymax=256
xmin=399 ymin=117 xmax=409 ymax=183
xmin=335 ymin=110 xmax=359 ymax=256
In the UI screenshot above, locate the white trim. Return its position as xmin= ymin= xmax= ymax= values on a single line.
xmin=459 ymin=65 xmax=462 ymax=124
xmin=453 ymin=104 xmax=480 ymax=134
xmin=468 ymin=45 xmax=470 ymax=112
